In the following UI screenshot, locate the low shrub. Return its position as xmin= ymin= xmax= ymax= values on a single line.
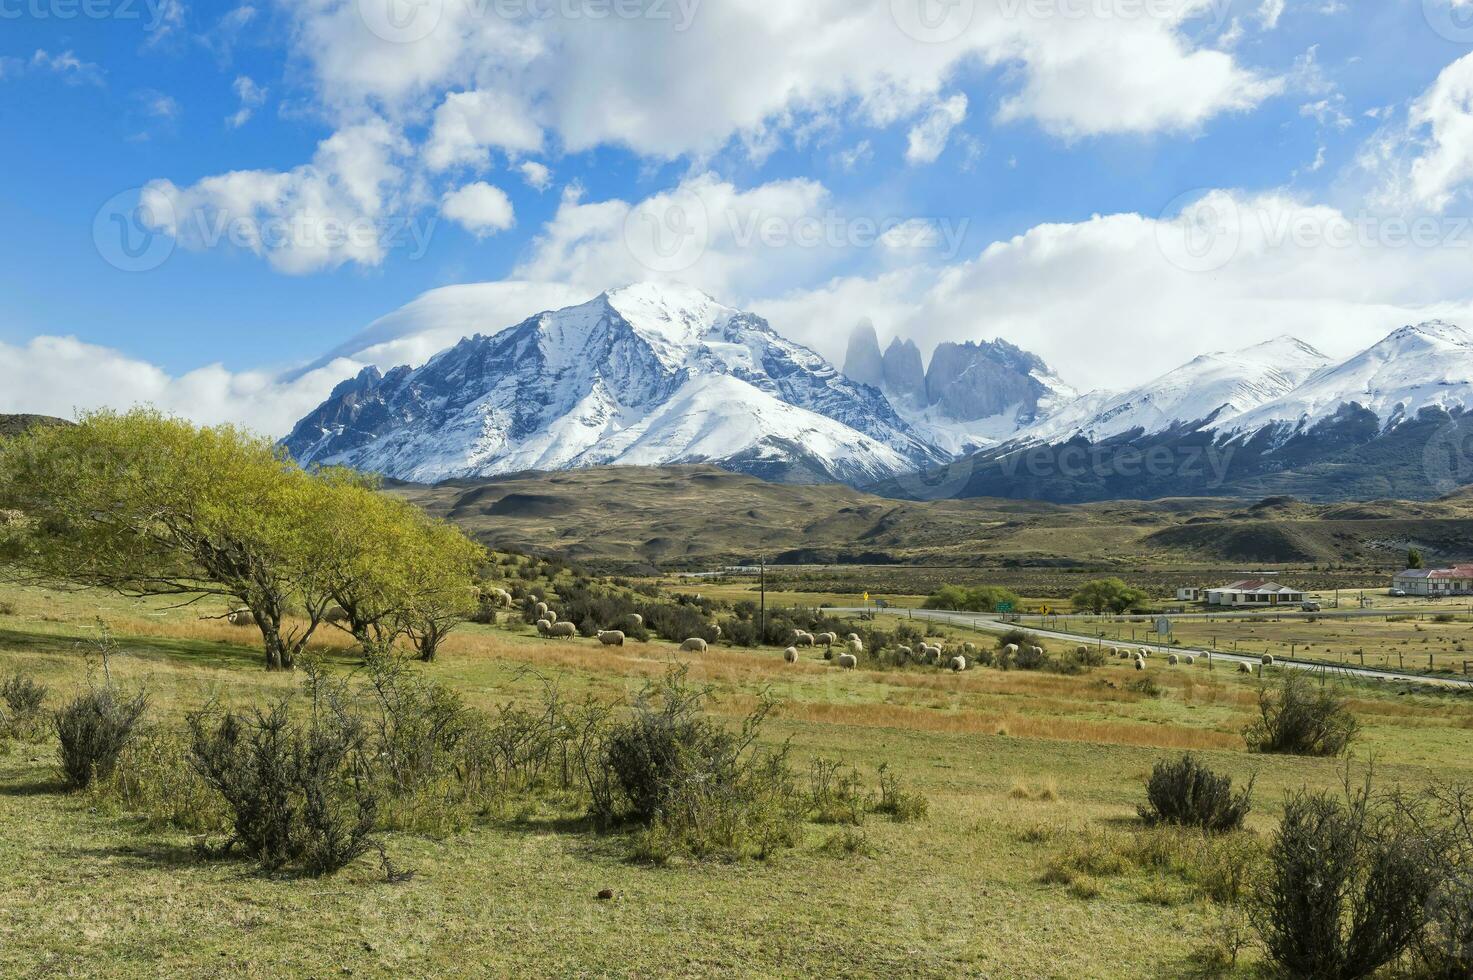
xmin=55 ymin=686 xmax=148 ymax=790
xmin=873 ymin=763 xmax=928 ymax=822
xmin=1139 ymin=754 xmax=1253 ymax=833
xmin=1244 ymin=671 xmax=1357 ymax=757
xmin=593 ymin=666 xmax=803 ymax=862
xmin=1254 ymin=776 xmax=1442 ymax=980
xmin=187 ymin=666 xmax=383 ymax=877
xmin=808 ymin=758 xmax=868 ymax=825
xmin=0 ymin=673 xmax=49 ymax=740
xmin=90 ymin=728 xmax=229 ymax=833
xmin=1127 ymin=676 xmax=1163 ymax=699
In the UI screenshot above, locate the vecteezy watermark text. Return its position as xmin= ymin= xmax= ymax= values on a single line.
xmin=358 ymin=0 xmax=701 ymax=44
xmin=0 ymin=0 xmax=175 ymax=28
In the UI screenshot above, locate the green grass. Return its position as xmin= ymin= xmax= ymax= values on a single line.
xmin=4 ymin=584 xmax=1473 ymax=976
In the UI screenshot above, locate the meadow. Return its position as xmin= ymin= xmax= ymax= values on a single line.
xmin=3 ymin=583 xmax=1473 ymax=977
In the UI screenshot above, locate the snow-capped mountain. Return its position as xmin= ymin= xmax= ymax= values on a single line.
xmin=283 ymin=284 xmax=948 ymax=486
xmin=842 ymin=322 xmax=1076 ymax=455
xmin=1222 ymin=321 xmax=1473 ymax=436
xmin=1019 ymin=335 xmax=1331 ymax=444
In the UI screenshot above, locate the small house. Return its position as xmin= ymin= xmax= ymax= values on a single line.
xmin=1394 ymin=566 xmax=1473 ymax=596
xmin=1204 ymin=579 xmax=1307 ymax=607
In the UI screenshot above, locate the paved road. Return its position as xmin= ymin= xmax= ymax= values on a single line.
xmin=828 ymin=608 xmax=1473 ymax=690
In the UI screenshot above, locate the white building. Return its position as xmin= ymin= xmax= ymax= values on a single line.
xmin=1175 ymin=587 xmax=1206 ymax=602
xmin=1204 ymin=579 xmax=1307 ymax=607
xmin=1394 ymin=566 xmax=1473 ymax=596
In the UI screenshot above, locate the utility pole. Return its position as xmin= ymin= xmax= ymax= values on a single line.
xmin=759 ymin=556 xmax=766 ymax=642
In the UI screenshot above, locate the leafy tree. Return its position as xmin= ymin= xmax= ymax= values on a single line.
xmin=0 ymin=409 xmax=481 ymax=670
xmin=1070 ymin=578 xmax=1148 ymax=615
xmin=0 ymin=410 xmax=336 ymax=670
xmin=1408 ymin=548 xmax=1425 ymax=570
xmin=921 ymin=585 xmax=1020 ymax=613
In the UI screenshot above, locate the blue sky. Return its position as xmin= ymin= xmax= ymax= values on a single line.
xmin=5 ymin=0 xmax=1473 ymax=432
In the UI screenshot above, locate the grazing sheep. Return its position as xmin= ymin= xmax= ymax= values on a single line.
xmin=227 ymin=608 xmax=255 ymax=627
xmin=1108 ymin=647 xmax=1119 ymax=657
xmin=536 ymin=619 xmax=553 ymax=636
xmin=837 ymin=653 xmax=858 ymax=669
xmin=817 ymin=632 xmax=837 ymax=648
xmin=488 ymin=588 xmax=514 ymax=608
xmin=534 ymin=602 xmax=549 ymax=619
xmin=1184 ymin=655 xmax=1196 ymax=666
xmin=963 ymin=641 xmax=978 ymax=655
xmin=1167 ymin=653 xmax=1179 ymax=665
xmin=713 ymin=624 xmax=722 ymax=637
xmin=680 ymin=637 xmax=708 ymax=653
xmin=846 ymin=639 xmax=864 ymax=657
xmin=1238 ymin=662 xmax=1253 ymax=674
xmin=1139 ymin=648 xmax=1150 ymax=659
xmin=784 ymin=647 xmax=798 ymax=663
xmin=597 ymin=630 xmax=625 ymax=646
xmin=1135 ymin=658 xmax=1146 ymax=671
xmin=896 ymin=645 xmax=914 ymax=661
xmin=920 ymin=644 xmax=941 ymax=663
xmin=549 ymin=622 xmax=577 ymax=639
xmin=846 ymin=633 xmax=861 ymax=644
xmin=950 ymin=656 xmax=966 ymax=672
xmin=625 ymin=613 xmax=644 ymax=629
xmin=1004 ymin=644 xmax=1020 ymax=658
xmin=1262 ymin=654 xmax=1275 ymax=666
xmin=1119 ymin=650 xmax=1133 ymax=660
xmin=1077 ymin=646 xmax=1089 ymax=657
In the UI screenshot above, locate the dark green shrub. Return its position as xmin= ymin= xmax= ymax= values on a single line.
xmin=1254 ymin=778 xmax=1441 ymax=980
xmin=54 ymin=686 xmax=148 ymax=789
xmin=1244 ymin=672 xmax=1358 ymax=757
xmin=593 ymin=666 xmax=801 ymax=862
xmin=1139 ymin=754 xmax=1252 ymax=832
xmin=0 ymin=673 xmax=49 ymax=740
xmin=187 ymin=668 xmax=381 ymax=877
xmin=873 ymin=763 xmax=928 ymax=822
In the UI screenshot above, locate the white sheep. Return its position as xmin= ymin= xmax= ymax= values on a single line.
xmin=1238 ymin=662 xmax=1253 ymax=674
xmin=1134 ymin=658 xmax=1146 ymax=671
xmin=597 ymin=630 xmax=625 ymax=646
xmin=549 ymin=622 xmax=577 ymax=639
xmin=921 ymin=643 xmax=941 ymax=663
xmin=950 ymin=656 xmax=966 ymax=672
xmin=680 ymin=637 xmax=708 ymax=653
xmin=625 ymin=613 xmax=644 ymax=629
xmin=488 ymin=588 xmax=514 ymax=608
xmin=845 ymin=638 xmax=864 ymax=657
xmin=896 ymin=645 xmax=914 ymax=660
xmin=1167 ymin=653 xmax=1179 ymax=665
xmin=1184 ymin=655 xmax=1196 ymax=666
xmin=1004 ymin=643 xmax=1020 ymax=658
xmin=227 ymin=607 xmax=255 ymax=627
xmin=534 ymin=601 xmax=549 ymax=619
xmin=963 ymin=641 xmax=978 ymax=655
xmin=846 ymin=633 xmax=861 ymax=644
xmin=817 ymin=632 xmax=837 ymax=648
xmin=794 ymin=631 xmax=815 ymax=648
xmin=783 ymin=646 xmax=798 ymax=663
xmin=1262 ymin=654 xmax=1275 ymax=666
xmin=536 ymin=619 xmax=553 ymax=636
xmin=837 ymin=653 xmax=858 ymax=669
xmin=1139 ymin=648 xmax=1150 ymax=659
xmin=1077 ymin=646 xmax=1089 ymax=657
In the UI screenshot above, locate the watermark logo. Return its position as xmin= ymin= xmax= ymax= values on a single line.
xmin=622 ymin=189 xmax=710 ymax=275
xmin=891 ymin=454 xmax=977 ymax=501
xmin=358 ymin=0 xmax=444 ymax=43
xmin=1424 ymin=0 xmax=1473 ymax=43
xmin=1156 ymin=189 xmax=1242 ymax=274
xmin=891 ymin=0 xmax=976 ymax=43
xmin=93 ymin=188 xmax=175 ymax=273
xmin=1424 ymin=416 xmax=1473 ymax=495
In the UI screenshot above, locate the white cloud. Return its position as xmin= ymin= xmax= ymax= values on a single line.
xmin=227 ymin=75 xmax=267 ymax=128
xmin=2 ymin=50 xmax=105 ymax=87
xmin=1399 ymin=52 xmax=1473 ymax=213
xmin=518 ymin=161 xmax=552 ymax=191
xmin=441 ymin=181 xmax=515 ymax=237
xmin=1258 ymin=0 xmax=1286 ymax=29
xmin=755 ymin=191 xmax=1473 ymax=391
xmin=140 ymin=119 xmax=412 ymax=274
xmin=0 ymin=335 xmax=358 ymax=438
xmin=905 ymin=94 xmax=968 ymax=165
xmin=276 ymin=0 xmax=1280 ymax=158
xmin=423 ymin=89 xmax=544 ymax=171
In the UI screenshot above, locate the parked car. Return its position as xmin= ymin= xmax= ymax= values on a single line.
xmin=1389 ymin=589 xmax=1407 ymax=598
xmin=1301 ymin=601 xmax=1322 ymax=612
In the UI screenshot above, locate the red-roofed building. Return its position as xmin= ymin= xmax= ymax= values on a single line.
xmin=1394 ymin=566 xmax=1473 ymax=596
